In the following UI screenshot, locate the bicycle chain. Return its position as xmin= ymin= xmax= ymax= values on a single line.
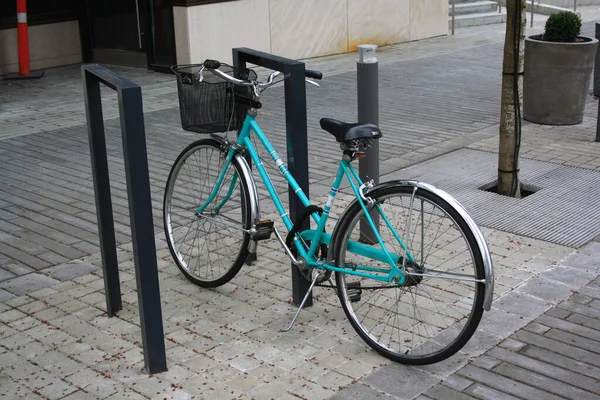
xmin=312 ymin=281 xmax=402 ymax=290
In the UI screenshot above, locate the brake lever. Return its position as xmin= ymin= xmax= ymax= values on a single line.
xmin=305 ymin=78 xmax=320 ymax=88
xmin=197 ymin=66 xmax=206 ymax=83
xmin=268 ymin=71 xmax=282 ymax=83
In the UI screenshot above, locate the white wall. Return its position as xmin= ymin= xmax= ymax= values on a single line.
xmin=175 ymin=0 xmax=271 ymax=64
xmin=348 ymin=0 xmax=410 ymax=50
xmin=409 ymin=0 xmax=448 ymax=41
xmin=174 ymin=0 xmax=448 ymax=64
xmin=0 ymin=21 xmax=81 ymax=75
xmin=270 ymin=0 xmax=348 ymax=59
xmin=0 ymin=1 xmax=449 ymax=74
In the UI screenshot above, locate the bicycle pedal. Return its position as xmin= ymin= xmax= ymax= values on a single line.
xmin=251 ymin=220 xmax=274 ymax=241
xmin=347 ymin=282 xmax=362 ymax=303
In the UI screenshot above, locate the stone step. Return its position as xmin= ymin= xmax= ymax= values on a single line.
xmin=449 ymin=1 xmax=499 ymax=16
xmin=449 ymin=11 xmax=507 ymax=29
xmin=450 ymin=0 xmax=496 ymax=4
xmin=500 ymin=0 xmax=580 ymax=15
xmin=536 ymin=0 xmax=599 ymax=7
xmin=528 ymin=2 xmax=580 ymax=16
xmin=498 ymin=0 xmax=580 ymax=16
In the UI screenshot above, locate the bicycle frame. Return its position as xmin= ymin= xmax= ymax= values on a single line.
xmin=197 ymin=114 xmax=414 ymax=284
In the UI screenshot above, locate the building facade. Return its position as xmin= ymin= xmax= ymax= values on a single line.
xmin=0 ymin=0 xmax=448 ymax=75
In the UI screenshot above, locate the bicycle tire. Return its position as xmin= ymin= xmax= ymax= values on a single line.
xmin=333 ymin=183 xmax=485 ymax=365
xmin=163 ymin=138 xmax=251 ymax=287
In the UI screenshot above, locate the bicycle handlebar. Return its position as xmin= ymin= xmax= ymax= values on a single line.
xmin=305 ymin=69 xmax=323 ymax=80
xmin=202 ymin=59 xmax=322 ymax=87
xmin=210 ymin=67 xmax=255 ymax=87
xmin=203 ymin=59 xmax=222 ymax=69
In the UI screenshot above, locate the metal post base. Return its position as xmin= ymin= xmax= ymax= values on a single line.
xmin=245 ymin=252 xmax=257 ymax=264
xmin=3 ymin=70 xmax=45 ymax=80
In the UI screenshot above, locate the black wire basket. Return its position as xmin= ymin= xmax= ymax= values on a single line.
xmin=172 ymin=64 xmax=257 ymax=134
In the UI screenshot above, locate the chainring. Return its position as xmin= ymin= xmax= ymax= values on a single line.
xmin=292 ymin=240 xmax=331 ymax=284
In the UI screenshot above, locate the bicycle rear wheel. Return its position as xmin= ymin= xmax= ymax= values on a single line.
xmin=163 ymin=138 xmax=251 ymax=287
xmin=333 ymin=183 xmax=485 ymax=365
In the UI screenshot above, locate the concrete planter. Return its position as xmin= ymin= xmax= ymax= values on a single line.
xmin=523 ymin=35 xmax=598 ymax=125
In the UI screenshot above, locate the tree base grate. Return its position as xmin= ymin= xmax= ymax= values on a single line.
xmin=382 ymin=149 xmax=600 ymax=247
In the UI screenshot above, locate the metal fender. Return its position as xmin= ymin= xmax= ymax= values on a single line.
xmin=328 ymin=180 xmax=494 ymax=311
xmin=211 ymin=135 xmax=261 ymax=252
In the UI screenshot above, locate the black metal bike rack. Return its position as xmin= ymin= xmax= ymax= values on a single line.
xmin=232 ymin=48 xmax=313 ymax=307
xmin=82 ymin=64 xmax=167 ymax=374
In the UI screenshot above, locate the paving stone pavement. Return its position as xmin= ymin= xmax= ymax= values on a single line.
xmin=332 ymin=240 xmax=600 ymax=400
xmin=1 ymin=7 xmax=600 ymax=400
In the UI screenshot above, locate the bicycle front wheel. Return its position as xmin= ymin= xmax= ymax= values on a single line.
xmin=163 ymin=138 xmax=251 ymax=287
xmin=333 ymin=183 xmax=485 ymax=365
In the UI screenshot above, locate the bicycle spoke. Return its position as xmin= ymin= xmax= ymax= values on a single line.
xmin=335 ymin=185 xmax=484 ymax=364
xmin=164 ymin=140 xmax=249 ymax=287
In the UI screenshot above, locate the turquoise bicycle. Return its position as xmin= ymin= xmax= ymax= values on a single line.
xmin=164 ymin=60 xmax=494 ymax=365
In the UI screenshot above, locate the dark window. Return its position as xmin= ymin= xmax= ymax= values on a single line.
xmin=0 ymin=0 xmax=77 ymax=30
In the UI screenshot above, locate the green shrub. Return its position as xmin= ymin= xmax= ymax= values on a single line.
xmin=543 ymin=11 xmax=582 ymax=42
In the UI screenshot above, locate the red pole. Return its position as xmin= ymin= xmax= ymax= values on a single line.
xmin=17 ymin=0 xmax=30 ymax=76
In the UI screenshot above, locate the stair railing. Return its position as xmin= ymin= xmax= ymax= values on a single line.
xmin=451 ymin=0 xmax=456 ymax=35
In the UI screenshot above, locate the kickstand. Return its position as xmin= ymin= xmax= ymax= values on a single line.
xmin=280 ymin=271 xmax=321 ymax=333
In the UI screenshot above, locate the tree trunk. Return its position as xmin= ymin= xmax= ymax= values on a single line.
xmin=498 ymin=0 xmax=526 ymax=197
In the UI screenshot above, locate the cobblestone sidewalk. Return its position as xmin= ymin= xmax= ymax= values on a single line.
xmin=0 ymin=233 xmax=598 ymax=399
xmin=334 ymin=241 xmax=600 ymax=399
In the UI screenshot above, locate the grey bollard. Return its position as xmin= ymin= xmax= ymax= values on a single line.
xmin=595 ymin=23 xmax=600 ymax=97
xmin=357 ymin=44 xmax=380 ymax=244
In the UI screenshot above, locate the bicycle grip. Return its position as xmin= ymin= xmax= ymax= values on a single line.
xmin=305 ymin=69 xmax=323 ymax=80
xmin=203 ymin=59 xmax=221 ymax=69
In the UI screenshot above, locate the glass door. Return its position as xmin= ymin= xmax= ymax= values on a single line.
xmin=81 ymin=0 xmax=176 ymax=70
xmin=87 ymin=0 xmax=147 ymax=67
xmin=147 ymin=0 xmax=176 ymax=71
